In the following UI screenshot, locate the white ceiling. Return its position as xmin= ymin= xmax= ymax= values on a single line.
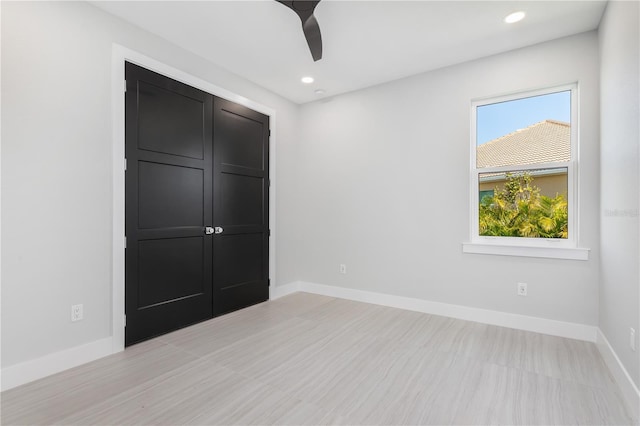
xmin=92 ymin=0 xmax=607 ymax=104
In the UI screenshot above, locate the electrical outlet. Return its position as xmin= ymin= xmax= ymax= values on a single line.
xmin=631 ymin=328 xmax=636 ymax=351
xmin=339 ymin=264 xmax=347 ymax=274
xmin=71 ymin=304 xmax=83 ymax=322
xmin=517 ymin=283 xmax=527 ymax=296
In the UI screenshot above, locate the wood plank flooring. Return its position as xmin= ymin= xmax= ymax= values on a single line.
xmin=1 ymin=292 xmax=635 ymax=425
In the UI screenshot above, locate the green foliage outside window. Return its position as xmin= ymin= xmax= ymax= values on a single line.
xmin=479 ymin=172 xmax=568 ymax=238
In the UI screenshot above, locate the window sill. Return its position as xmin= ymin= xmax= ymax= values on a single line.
xmin=462 ymin=242 xmax=590 ymax=260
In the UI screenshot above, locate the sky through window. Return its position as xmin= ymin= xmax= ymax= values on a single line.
xmin=476 ymin=91 xmax=571 ymax=145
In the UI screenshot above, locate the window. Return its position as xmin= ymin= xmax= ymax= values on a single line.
xmin=464 ymin=84 xmax=588 ymax=260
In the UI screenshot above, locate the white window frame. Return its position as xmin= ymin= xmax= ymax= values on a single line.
xmin=463 ymin=83 xmax=589 ymax=260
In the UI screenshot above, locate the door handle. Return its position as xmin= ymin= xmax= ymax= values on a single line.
xmin=205 ymin=226 xmax=214 ymax=235
xmin=214 ymin=226 xmax=224 ymax=234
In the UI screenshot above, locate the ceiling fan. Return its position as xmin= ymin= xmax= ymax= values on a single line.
xmin=276 ymin=0 xmax=323 ymax=61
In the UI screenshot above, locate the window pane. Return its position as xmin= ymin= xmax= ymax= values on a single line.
xmin=476 ymin=91 xmax=571 ymax=168
xmin=478 ymin=168 xmax=568 ymax=239
xmin=479 ymin=189 xmax=494 ymax=203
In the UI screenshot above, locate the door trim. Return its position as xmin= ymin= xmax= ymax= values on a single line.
xmin=111 ymin=44 xmax=277 ymax=353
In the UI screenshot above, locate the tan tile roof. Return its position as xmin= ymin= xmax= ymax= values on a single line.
xmin=477 ymin=120 xmax=570 ymax=168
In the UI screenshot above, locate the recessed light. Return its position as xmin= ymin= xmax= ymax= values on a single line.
xmin=314 ymin=89 xmax=325 ymax=95
xmin=301 ymin=76 xmax=314 ymax=84
xmin=504 ymin=11 xmax=525 ymax=24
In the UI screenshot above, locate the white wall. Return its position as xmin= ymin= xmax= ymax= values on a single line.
xmin=598 ymin=1 xmax=640 ymax=388
xmin=1 ymin=1 xmax=299 ymax=369
xmin=292 ymin=32 xmax=600 ymax=326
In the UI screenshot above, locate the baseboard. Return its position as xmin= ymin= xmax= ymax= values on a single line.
xmin=269 ymin=281 xmax=301 ymax=300
xmin=1 ymin=337 xmax=116 ymax=392
xmin=294 ymin=281 xmax=598 ymax=342
xmin=597 ymin=329 xmax=640 ymax=420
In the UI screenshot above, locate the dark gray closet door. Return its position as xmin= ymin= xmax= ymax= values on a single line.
xmin=125 ymin=62 xmax=213 ymax=346
xmin=212 ymin=97 xmax=270 ymax=315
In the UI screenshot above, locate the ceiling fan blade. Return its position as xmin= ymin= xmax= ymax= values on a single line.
xmin=302 ymin=14 xmax=322 ymax=61
xmin=276 ymin=0 xmax=323 ymax=61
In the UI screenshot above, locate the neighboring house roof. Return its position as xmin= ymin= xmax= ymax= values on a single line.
xmin=477 ymin=119 xmax=570 ymax=168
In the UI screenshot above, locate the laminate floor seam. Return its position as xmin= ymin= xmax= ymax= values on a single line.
xmin=443 ymin=343 xmax=620 ymax=394
xmin=157 ymin=337 xmax=212 ymax=360
xmin=56 ymin=351 xmax=199 ymax=424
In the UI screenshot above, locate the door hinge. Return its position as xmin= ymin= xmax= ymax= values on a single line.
xmin=268 ymin=229 xmax=271 ymax=237
xmin=124 ymin=158 xmax=127 ymax=171
xmin=124 ymin=237 xmax=127 ymax=249
xmin=124 ymin=315 xmax=126 ymax=326
xmin=124 ymin=81 xmax=127 ymax=93
xmin=268 ymin=129 xmax=271 ymax=137
xmin=268 ymin=279 xmax=271 ymax=287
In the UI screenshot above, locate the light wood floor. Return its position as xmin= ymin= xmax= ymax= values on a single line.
xmin=1 ymin=292 xmax=635 ymax=425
